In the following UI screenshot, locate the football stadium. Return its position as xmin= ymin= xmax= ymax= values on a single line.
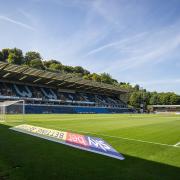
xmin=0 ymin=61 xmax=134 ymax=115
xmin=0 ymin=61 xmax=180 ymax=180
xmin=1 ymin=0 xmax=180 ymax=180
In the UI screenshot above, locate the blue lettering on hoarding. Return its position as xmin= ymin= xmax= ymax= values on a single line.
xmin=86 ymin=136 xmax=124 ymax=160
xmin=87 ymin=137 xmax=112 ymax=151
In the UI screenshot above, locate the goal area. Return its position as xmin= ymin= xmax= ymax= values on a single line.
xmin=0 ymin=100 xmax=25 ymax=122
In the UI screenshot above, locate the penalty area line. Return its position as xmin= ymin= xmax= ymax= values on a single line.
xmin=60 ymin=128 xmax=180 ymax=149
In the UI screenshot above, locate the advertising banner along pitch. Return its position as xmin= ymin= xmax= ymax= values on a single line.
xmin=10 ymin=124 xmax=125 ymax=160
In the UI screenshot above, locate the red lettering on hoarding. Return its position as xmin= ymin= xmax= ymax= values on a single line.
xmin=66 ymin=132 xmax=88 ymax=147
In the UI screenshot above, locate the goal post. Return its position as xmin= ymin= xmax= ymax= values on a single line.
xmin=0 ymin=103 xmax=6 ymax=121
xmin=0 ymin=100 xmax=25 ymax=122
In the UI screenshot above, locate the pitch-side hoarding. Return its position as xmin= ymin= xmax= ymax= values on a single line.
xmin=11 ymin=124 xmax=125 ymax=160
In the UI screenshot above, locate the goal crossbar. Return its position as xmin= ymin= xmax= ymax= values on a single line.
xmin=0 ymin=100 xmax=25 ymax=122
xmin=0 ymin=100 xmax=24 ymax=106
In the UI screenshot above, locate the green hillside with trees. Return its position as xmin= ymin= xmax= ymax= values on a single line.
xmin=0 ymin=47 xmax=180 ymax=110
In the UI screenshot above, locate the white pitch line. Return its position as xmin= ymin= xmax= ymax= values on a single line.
xmin=174 ymin=142 xmax=180 ymax=147
xmin=59 ymin=128 xmax=180 ymax=149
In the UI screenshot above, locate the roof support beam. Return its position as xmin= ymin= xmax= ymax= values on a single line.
xmin=33 ymin=78 xmax=42 ymax=83
xmin=19 ymin=75 xmax=28 ymax=81
xmin=3 ymin=72 xmax=11 ymax=78
xmin=58 ymin=81 xmax=69 ymax=86
xmin=45 ymin=80 xmax=54 ymax=85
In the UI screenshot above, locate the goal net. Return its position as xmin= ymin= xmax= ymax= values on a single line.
xmin=0 ymin=100 xmax=25 ymax=122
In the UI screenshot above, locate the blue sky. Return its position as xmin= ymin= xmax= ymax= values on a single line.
xmin=0 ymin=0 xmax=180 ymax=94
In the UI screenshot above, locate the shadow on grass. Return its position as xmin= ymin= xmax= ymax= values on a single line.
xmin=0 ymin=124 xmax=179 ymax=180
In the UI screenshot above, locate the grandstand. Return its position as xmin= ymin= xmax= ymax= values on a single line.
xmin=150 ymin=105 xmax=180 ymax=114
xmin=0 ymin=61 xmax=134 ymax=114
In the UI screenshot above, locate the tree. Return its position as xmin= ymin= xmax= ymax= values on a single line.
xmin=119 ymin=82 xmax=133 ymax=90
xmin=73 ymin=66 xmax=90 ymax=75
xmin=0 ymin=51 xmax=4 ymax=61
xmin=100 ymin=73 xmax=113 ymax=84
xmin=92 ymin=73 xmax=101 ymax=82
xmin=142 ymin=91 xmax=150 ymax=108
xmin=49 ymin=63 xmax=62 ymax=71
xmin=83 ymin=74 xmax=89 ymax=80
xmin=74 ymin=66 xmax=83 ymax=74
xmin=24 ymin=51 xmax=42 ymax=65
xmin=169 ymin=94 xmax=178 ymax=105
xmin=44 ymin=60 xmax=62 ymax=69
xmin=29 ymin=58 xmax=45 ymax=70
xmin=83 ymin=73 xmax=101 ymax=82
xmin=129 ymin=92 xmax=142 ymax=108
xmin=134 ymin=84 xmax=140 ymax=91
xmin=149 ymin=92 xmax=159 ymax=105
xmin=1 ymin=48 xmax=10 ymax=61
xmin=62 ymin=65 xmax=74 ymax=73
xmin=7 ymin=48 xmax=24 ymax=65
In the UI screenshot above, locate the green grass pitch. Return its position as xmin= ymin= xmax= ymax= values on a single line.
xmin=0 ymin=114 xmax=180 ymax=180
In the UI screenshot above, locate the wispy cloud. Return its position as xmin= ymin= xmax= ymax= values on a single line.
xmin=1 ymin=0 xmax=180 ymax=93
xmin=103 ymin=22 xmax=180 ymax=72
xmin=85 ymin=32 xmax=147 ymax=57
xmin=0 ymin=15 xmax=36 ymax=31
xmin=91 ymin=0 xmax=120 ymax=25
xmin=18 ymin=9 xmax=34 ymax=23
